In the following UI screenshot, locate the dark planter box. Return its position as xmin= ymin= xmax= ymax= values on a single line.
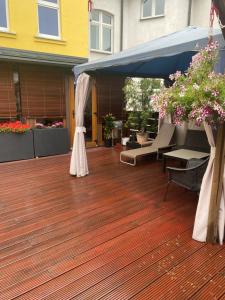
xmin=33 ymin=128 xmax=70 ymax=157
xmin=0 ymin=131 xmax=34 ymax=162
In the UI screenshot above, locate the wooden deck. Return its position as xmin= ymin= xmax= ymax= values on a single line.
xmin=0 ymin=147 xmax=224 ymax=300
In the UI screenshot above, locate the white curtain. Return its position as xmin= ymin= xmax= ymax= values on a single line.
xmin=70 ymin=73 xmax=90 ymax=177
xmin=192 ymin=122 xmax=225 ymax=244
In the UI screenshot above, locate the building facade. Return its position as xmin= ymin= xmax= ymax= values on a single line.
xmin=88 ymin=0 xmax=220 ymax=146
xmin=90 ymin=0 xmax=218 ymax=61
xmin=0 ymin=0 xmax=88 ymax=143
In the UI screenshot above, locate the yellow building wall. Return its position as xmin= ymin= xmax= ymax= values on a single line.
xmin=0 ymin=0 xmax=88 ymax=58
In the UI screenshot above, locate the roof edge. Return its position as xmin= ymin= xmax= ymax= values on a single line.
xmin=0 ymin=47 xmax=88 ymax=67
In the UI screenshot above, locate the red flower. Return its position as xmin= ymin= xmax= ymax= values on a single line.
xmin=0 ymin=121 xmax=31 ymax=134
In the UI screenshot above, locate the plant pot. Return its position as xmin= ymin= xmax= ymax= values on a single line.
xmin=0 ymin=131 xmax=34 ymax=162
xmin=104 ymin=138 xmax=113 ymax=147
xmin=33 ymin=128 xmax=70 ymax=157
xmin=121 ymin=137 xmax=130 ymax=146
xmin=136 ymin=132 xmax=148 ymax=144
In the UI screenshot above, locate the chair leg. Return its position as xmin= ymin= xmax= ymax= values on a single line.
xmin=163 ymin=181 xmax=170 ymax=201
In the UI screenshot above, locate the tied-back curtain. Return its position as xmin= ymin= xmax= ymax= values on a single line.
xmin=192 ymin=123 xmax=225 ymax=244
xmin=70 ymin=73 xmax=90 ymax=177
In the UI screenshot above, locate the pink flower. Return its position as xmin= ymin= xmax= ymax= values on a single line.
xmin=208 ymin=72 xmax=216 ymax=79
xmin=193 ymin=83 xmax=200 ymax=90
xmin=211 ymin=90 xmax=219 ymax=97
xmin=169 ymin=74 xmax=175 ymax=81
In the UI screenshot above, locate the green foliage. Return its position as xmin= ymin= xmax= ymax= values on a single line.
xmin=151 ymin=42 xmax=225 ymax=126
xmin=103 ymin=113 xmax=115 ymax=139
xmin=123 ymin=78 xmax=160 ymax=132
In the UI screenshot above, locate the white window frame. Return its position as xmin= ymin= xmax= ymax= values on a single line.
xmin=141 ymin=0 xmax=165 ymax=20
xmin=0 ymin=0 xmax=9 ymax=32
xmin=37 ymin=0 xmax=61 ymax=40
xmin=90 ymin=10 xmax=113 ymax=54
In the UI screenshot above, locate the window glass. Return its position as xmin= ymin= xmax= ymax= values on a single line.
xmin=155 ymin=0 xmax=165 ymax=15
xmin=143 ymin=0 xmax=152 ymax=18
xmin=103 ymin=27 xmax=111 ymax=52
xmin=91 ymin=10 xmax=112 ymax=53
xmin=38 ymin=6 xmax=59 ymax=36
xmin=92 ymin=10 xmax=99 ymax=22
xmin=44 ymin=0 xmax=58 ymax=3
xmin=91 ymin=24 xmax=100 ymax=50
xmin=0 ymin=0 xmax=7 ymax=29
xmin=102 ymin=13 xmax=111 ymax=25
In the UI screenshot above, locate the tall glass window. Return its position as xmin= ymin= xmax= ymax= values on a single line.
xmin=155 ymin=0 xmax=165 ymax=16
xmin=0 ymin=0 xmax=8 ymax=31
xmin=38 ymin=0 xmax=60 ymax=38
xmin=91 ymin=10 xmax=113 ymax=53
xmin=142 ymin=0 xmax=165 ymax=18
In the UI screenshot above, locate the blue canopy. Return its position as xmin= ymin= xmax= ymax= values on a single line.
xmin=74 ymin=26 xmax=225 ymax=78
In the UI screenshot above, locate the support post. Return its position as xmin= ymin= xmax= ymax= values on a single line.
xmin=213 ymin=1 xmax=225 ymax=38
xmin=92 ymin=79 xmax=98 ymax=145
xmin=69 ymin=75 xmax=75 ymax=146
xmin=207 ymin=122 xmax=225 ymax=243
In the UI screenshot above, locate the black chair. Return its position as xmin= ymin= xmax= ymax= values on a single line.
xmin=164 ymin=157 xmax=209 ymax=200
xmin=177 ymin=129 xmax=210 ymax=153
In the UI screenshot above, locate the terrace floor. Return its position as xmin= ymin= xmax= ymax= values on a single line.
xmin=0 ymin=147 xmax=225 ymax=300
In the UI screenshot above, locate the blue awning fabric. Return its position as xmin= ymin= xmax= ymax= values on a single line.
xmin=74 ymin=26 xmax=225 ymax=78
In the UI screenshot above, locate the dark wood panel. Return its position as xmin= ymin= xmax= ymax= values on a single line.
xmin=96 ymin=75 xmax=125 ymax=122
xmin=0 ymin=62 xmax=17 ymax=118
xmin=20 ymin=65 xmax=66 ymax=118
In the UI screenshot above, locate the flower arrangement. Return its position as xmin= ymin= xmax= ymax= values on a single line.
xmin=52 ymin=121 xmax=64 ymax=128
xmin=35 ymin=123 xmax=45 ymax=129
xmin=150 ymin=41 xmax=225 ymax=126
xmin=34 ymin=121 xmax=64 ymax=129
xmin=0 ymin=121 xmax=30 ymax=134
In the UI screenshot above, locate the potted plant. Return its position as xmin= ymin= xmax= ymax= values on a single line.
xmin=123 ymin=78 xmax=161 ymax=144
xmin=103 ymin=113 xmax=115 ymax=147
xmin=0 ymin=121 xmax=34 ymax=162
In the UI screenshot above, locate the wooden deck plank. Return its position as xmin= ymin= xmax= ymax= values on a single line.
xmin=0 ymin=148 xmax=224 ymax=300
xmin=40 ymin=230 xmax=195 ymax=300
xmin=0 ymin=204 xmax=194 ymax=299
xmin=189 ymin=266 xmax=225 ymax=300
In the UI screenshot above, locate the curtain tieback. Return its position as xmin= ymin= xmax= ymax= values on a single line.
xmin=210 ymin=146 xmax=216 ymax=159
xmin=76 ymin=126 xmax=86 ymax=133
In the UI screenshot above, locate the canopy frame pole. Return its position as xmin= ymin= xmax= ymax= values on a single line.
xmin=212 ymin=0 xmax=225 ymax=38
xmin=207 ymin=122 xmax=225 ymax=243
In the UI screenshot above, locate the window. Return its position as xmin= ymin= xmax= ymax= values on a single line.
xmin=0 ymin=0 xmax=8 ymax=31
xmin=91 ymin=10 xmax=113 ymax=53
xmin=142 ymin=0 xmax=165 ymax=19
xmin=38 ymin=0 xmax=60 ymax=39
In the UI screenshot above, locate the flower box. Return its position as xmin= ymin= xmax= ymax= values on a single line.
xmin=0 ymin=131 xmax=34 ymax=162
xmin=33 ymin=128 xmax=70 ymax=157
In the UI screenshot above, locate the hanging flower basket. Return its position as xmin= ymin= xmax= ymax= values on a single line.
xmin=150 ymin=42 xmax=225 ymax=126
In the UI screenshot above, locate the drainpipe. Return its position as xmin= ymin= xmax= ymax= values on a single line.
xmin=187 ymin=0 xmax=192 ymax=26
xmin=120 ymin=0 xmax=124 ymax=51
